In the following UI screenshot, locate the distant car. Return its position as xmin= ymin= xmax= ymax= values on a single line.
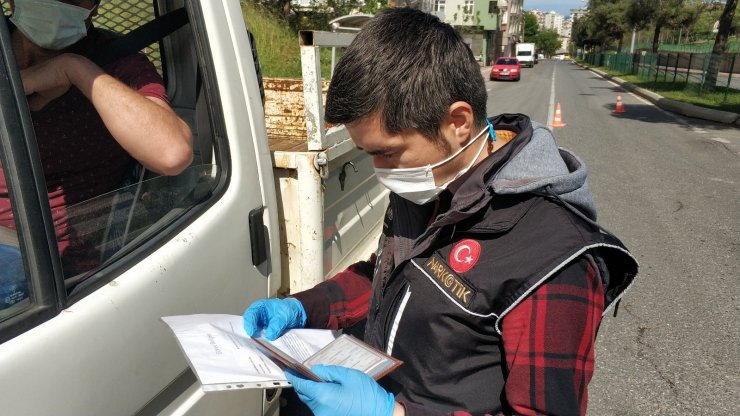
xmin=490 ymin=57 xmax=521 ymax=81
xmin=538 ymin=53 xmax=545 ymax=60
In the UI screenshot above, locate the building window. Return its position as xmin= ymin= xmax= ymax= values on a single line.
xmin=464 ymin=0 xmax=474 ymax=15
xmin=435 ymin=0 xmax=446 ymax=12
xmin=489 ymin=0 xmax=498 ymax=14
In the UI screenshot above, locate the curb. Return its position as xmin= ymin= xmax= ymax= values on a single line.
xmin=575 ymin=62 xmax=740 ymax=126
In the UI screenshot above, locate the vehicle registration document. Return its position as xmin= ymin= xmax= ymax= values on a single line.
xmin=161 ymin=314 xmax=402 ymax=391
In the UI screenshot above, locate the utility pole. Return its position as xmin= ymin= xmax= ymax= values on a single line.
xmin=630 ymin=27 xmax=636 ymax=53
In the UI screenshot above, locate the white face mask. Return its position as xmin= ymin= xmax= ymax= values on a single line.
xmin=374 ymin=125 xmax=490 ymax=205
xmin=10 ymin=0 xmax=93 ymax=51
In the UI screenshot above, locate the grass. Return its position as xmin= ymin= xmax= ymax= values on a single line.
xmin=240 ymin=0 xmax=339 ymax=79
xmin=582 ymin=62 xmax=740 ymax=114
xmin=241 ymin=1 xmax=302 ymax=78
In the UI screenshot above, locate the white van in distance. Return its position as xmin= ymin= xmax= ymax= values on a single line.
xmin=516 ymin=43 xmax=536 ymax=67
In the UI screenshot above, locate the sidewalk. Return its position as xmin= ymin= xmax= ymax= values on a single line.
xmin=575 ymin=61 xmax=740 ymax=127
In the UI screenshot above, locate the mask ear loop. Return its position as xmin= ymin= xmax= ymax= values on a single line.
xmin=485 ymin=118 xmax=496 ymax=141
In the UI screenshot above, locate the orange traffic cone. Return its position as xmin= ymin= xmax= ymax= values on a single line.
xmin=549 ymin=102 xmax=566 ymax=128
xmin=613 ymin=94 xmax=626 ymax=113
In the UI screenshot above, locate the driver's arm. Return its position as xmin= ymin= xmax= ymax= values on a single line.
xmin=21 ymin=53 xmax=193 ymax=176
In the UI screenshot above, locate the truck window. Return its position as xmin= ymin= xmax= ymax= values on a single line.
xmin=518 ymin=51 xmax=532 ymax=56
xmin=55 ymin=3 xmax=224 ymax=293
xmin=0 ymin=1 xmax=225 ymax=335
xmin=0 ymin=171 xmax=30 ymax=318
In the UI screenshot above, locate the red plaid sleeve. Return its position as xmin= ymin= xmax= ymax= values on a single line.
xmin=291 ymin=255 xmax=376 ymax=330
xmin=500 ymin=256 xmax=604 ymax=416
xmin=399 ymin=257 xmax=604 ymax=416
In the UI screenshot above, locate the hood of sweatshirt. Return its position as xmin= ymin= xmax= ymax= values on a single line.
xmin=426 ymin=113 xmax=598 ymax=233
xmin=490 ymin=119 xmax=597 ymax=221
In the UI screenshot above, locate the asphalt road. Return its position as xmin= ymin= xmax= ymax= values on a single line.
xmin=484 ymin=60 xmax=740 ymax=416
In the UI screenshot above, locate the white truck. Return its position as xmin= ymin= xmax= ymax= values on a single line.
xmin=516 ymin=42 xmax=536 ymax=67
xmin=0 ymin=1 xmax=386 ymax=415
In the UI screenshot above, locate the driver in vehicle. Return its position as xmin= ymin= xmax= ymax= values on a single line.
xmin=0 ymin=0 xmax=193 ymax=304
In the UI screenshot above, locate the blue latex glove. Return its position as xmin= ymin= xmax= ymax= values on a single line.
xmin=285 ymin=365 xmax=396 ymax=416
xmin=242 ymin=298 xmax=307 ymax=340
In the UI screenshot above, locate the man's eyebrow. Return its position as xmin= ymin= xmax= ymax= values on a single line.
xmin=355 ymin=145 xmax=392 ymax=156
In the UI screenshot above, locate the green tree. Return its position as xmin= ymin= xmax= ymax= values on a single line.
xmin=690 ymin=2 xmax=724 ymax=41
xmin=360 ymin=0 xmax=388 ymax=15
xmin=705 ymin=0 xmax=737 ymax=88
xmin=571 ymin=8 xmax=608 ymax=52
xmin=626 ymin=0 xmax=697 ymax=52
xmin=534 ymin=29 xmax=561 ymax=56
xmin=523 ymin=11 xmax=539 ymax=42
xmin=571 ymin=15 xmax=593 ymax=51
xmin=253 ymin=0 xmax=368 ymax=31
xmin=580 ymin=0 xmax=631 ymax=52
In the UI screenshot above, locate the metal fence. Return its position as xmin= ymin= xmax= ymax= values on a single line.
xmin=584 ymin=51 xmax=740 ymax=105
xmin=633 ymin=40 xmax=740 ymax=53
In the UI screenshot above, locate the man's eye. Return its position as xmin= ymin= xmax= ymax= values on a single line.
xmin=380 ymin=153 xmax=394 ymax=159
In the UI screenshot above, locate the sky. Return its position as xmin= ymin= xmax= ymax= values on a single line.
xmin=523 ymin=0 xmax=587 ymax=17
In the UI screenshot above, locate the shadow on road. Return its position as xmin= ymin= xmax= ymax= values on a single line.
xmin=599 ymin=102 xmax=735 ymax=135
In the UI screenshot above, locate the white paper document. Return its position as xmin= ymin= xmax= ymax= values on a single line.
xmin=161 ymin=314 xmax=336 ymax=391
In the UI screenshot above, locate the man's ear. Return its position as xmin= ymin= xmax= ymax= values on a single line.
xmin=447 ymin=101 xmax=475 ymax=146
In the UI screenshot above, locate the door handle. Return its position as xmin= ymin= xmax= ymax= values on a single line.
xmin=248 ymin=206 xmax=267 ymax=266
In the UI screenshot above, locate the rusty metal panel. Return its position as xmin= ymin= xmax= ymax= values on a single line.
xmin=263 ymin=77 xmax=329 ymax=143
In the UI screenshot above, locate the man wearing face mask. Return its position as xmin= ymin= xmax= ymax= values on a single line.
xmin=0 ymin=0 xmax=192 ymax=280
xmin=242 ymin=8 xmax=639 ymax=416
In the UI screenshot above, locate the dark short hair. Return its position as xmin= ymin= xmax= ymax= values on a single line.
xmin=325 ymin=8 xmax=487 ymax=142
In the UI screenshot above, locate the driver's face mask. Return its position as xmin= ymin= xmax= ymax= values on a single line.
xmin=373 ymin=124 xmax=492 ymax=205
xmin=10 ymin=0 xmax=93 ymax=51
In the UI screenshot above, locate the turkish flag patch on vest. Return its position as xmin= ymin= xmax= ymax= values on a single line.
xmin=449 ymin=239 xmax=481 ymax=274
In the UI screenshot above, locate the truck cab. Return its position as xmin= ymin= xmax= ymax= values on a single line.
xmin=0 ymin=1 xmax=385 ymax=415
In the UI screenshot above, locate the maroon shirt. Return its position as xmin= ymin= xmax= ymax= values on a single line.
xmin=0 ymin=29 xmax=167 ymax=275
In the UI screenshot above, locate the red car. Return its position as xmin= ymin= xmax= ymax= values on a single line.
xmin=490 ymin=57 xmax=521 ymax=81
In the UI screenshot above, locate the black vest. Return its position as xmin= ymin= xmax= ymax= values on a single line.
xmin=364 ymin=192 xmax=638 ymax=414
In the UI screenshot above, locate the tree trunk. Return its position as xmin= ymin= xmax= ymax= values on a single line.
xmin=617 ymin=36 xmax=624 ymax=53
xmin=705 ymin=0 xmax=737 ymax=89
xmin=652 ymin=24 xmax=662 ymax=53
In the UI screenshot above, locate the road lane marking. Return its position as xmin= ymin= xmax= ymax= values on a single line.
xmin=710 ymin=137 xmax=730 ymax=144
xmin=629 ymin=93 xmax=651 ymax=105
xmin=547 ymin=65 xmax=556 ymax=127
xmin=708 ymin=177 xmax=735 ymax=184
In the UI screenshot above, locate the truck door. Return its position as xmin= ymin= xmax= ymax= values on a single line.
xmin=0 ymin=1 xmax=280 ymax=415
